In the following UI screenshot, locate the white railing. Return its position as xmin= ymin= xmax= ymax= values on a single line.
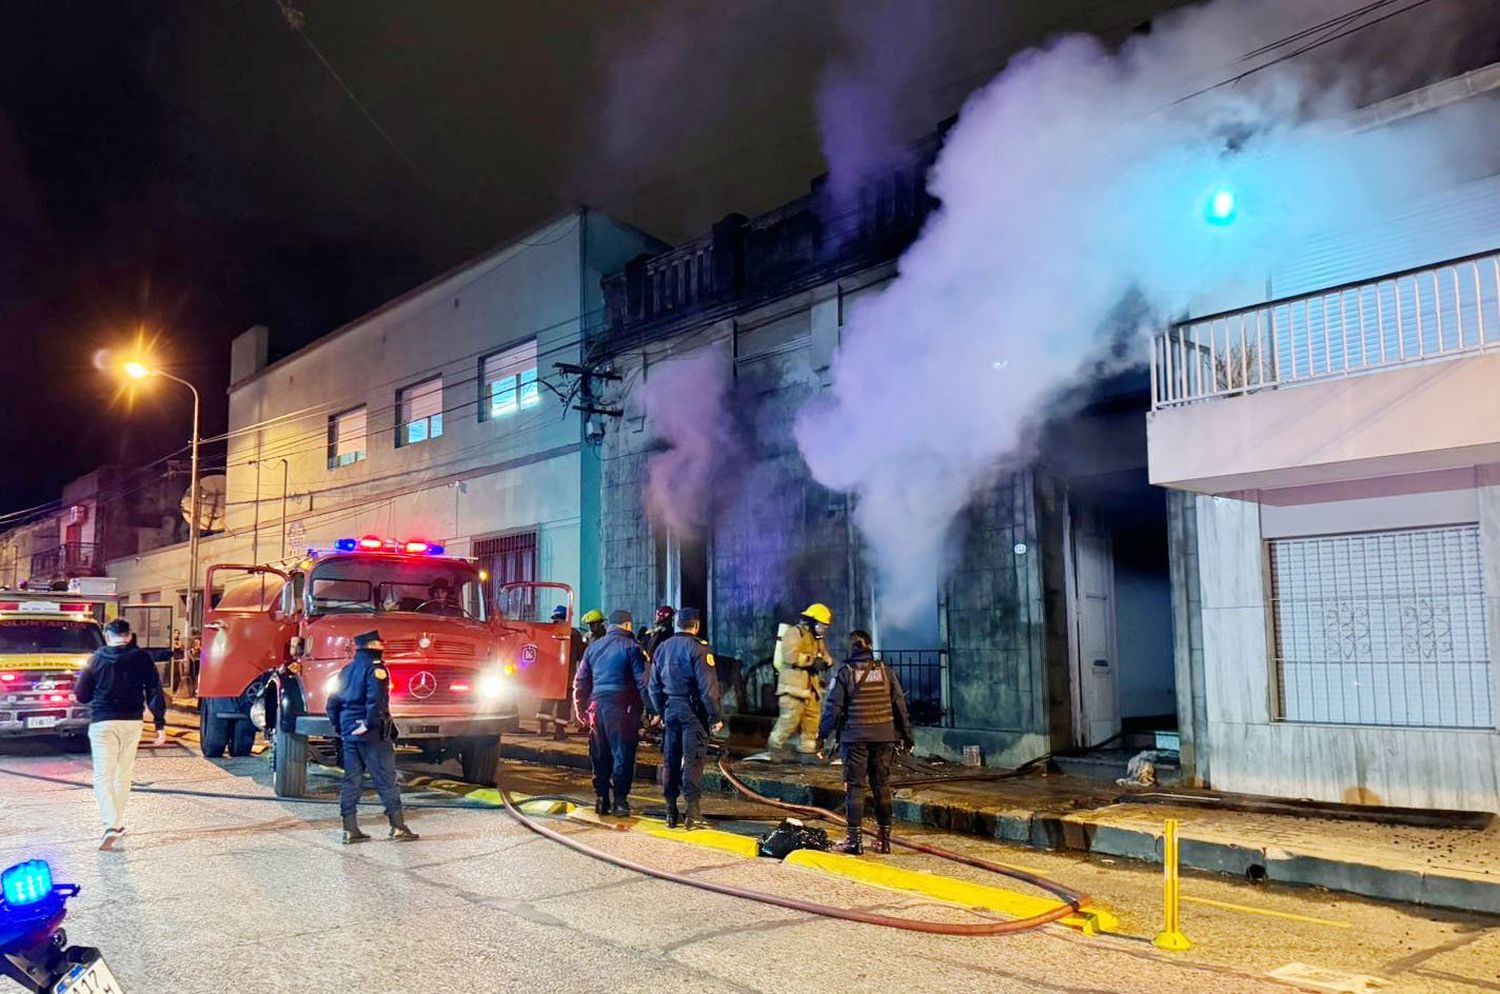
xmin=1152 ymin=249 xmax=1500 ymax=408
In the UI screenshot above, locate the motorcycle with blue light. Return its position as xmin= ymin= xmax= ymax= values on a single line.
xmin=0 ymin=861 xmax=121 ymax=993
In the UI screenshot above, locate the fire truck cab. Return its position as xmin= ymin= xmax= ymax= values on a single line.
xmin=0 ymin=586 xmax=121 ymax=748
xmin=197 ymin=537 xmax=573 ymax=797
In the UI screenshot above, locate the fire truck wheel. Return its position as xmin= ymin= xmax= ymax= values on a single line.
xmin=200 ymin=699 xmax=231 ymax=759
xmin=229 ymin=718 xmax=258 ymax=757
xmin=458 ymin=736 xmax=501 ymax=786
xmin=272 ymin=727 xmax=309 ymax=797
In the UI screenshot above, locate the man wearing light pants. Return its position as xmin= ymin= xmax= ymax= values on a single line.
xmin=76 ymin=618 xmax=167 ymax=850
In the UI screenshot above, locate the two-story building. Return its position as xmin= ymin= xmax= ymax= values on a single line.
xmin=1150 ymin=63 xmax=1500 ymax=810
xmin=108 ymin=210 xmax=662 ymax=636
xmin=594 ymin=132 xmax=1177 ymax=765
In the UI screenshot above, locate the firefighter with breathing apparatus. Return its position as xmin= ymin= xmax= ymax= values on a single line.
xmin=765 ymin=603 xmax=835 ymax=757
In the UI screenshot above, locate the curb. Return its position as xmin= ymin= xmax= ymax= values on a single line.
xmin=498 ymin=739 xmax=1500 ymax=916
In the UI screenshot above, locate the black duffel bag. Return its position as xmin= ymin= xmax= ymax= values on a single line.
xmin=756 ymin=818 xmax=831 ymax=859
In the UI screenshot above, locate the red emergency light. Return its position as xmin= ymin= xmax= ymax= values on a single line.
xmin=333 ymin=536 xmax=446 ymax=556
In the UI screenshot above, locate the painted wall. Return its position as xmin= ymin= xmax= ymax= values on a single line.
xmin=1188 ymin=490 xmax=1500 ymax=811
xmin=109 ymin=211 xmax=660 ymax=611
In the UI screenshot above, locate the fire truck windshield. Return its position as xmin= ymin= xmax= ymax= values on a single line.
xmin=307 ymin=557 xmax=484 ymax=619
xmin=0 ymin=620 xmax=104 ymax=653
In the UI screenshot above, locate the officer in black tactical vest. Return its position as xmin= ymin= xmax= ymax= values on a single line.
xmin=647 ymin=608 xmax=722 ymax=829
xmin=818 ymin=630 xmax=914 ymax=855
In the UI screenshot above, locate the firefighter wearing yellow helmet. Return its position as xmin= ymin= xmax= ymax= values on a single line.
xmin=767 ymin=603 xmax=835 ymax=756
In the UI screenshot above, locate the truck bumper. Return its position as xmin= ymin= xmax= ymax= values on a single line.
xmin=294 ymin=713 xmax=519 ymax=739
xmin=0 ymin=709 xmax=90 ymax=738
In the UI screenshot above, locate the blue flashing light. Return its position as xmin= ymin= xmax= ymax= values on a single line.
xmin=1205 ymin=185 xmax=1237 ymax=226
xmin=2 ymin=860 xmax=53 ymax=907
xmin=334 ymin=538 xmax=359 ymax=552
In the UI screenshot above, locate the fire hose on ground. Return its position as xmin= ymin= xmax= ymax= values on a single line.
xmin=494 ymin=749 xmax=1095 ymax=935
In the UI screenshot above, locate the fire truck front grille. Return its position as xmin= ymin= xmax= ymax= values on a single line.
xmin=383 ymin=638 xmax=477 ymax=660
xmin=386 ymin=665 xmax=477 ymax=705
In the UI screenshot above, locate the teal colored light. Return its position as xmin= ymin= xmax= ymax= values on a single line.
xmin=2 ymin=859 xmax=53 ymax=907
xmin=1205 ymin=186 xmax=1237 ymax=226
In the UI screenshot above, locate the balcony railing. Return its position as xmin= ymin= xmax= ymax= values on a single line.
xmin=1152 ymin=249 xmax=1500 ymax=408
xmin=29 ymin=542 xmax=100 ymax=580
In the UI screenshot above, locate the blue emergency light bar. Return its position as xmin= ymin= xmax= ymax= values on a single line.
xmin=1 ymin=860 xmax=52 ymax=908
xmin=332 ymin=536 xmax=445 ymax=556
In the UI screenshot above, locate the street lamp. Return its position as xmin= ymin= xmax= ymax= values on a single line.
xmin=122 ymin=359 xmax=201 ymax=695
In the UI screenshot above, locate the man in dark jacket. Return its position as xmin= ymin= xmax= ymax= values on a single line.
xmin=76 ymin=617 xmax=167 ymax=851
xmin=818 ymin=630 xmax=914 ymax=855
xmin=572 ymin=609 xmax=649 ymax=816
xmin=647 ymin=608 xmax=722 ymax=829
xmin=326 ymin=630 xmax=418 ymax=844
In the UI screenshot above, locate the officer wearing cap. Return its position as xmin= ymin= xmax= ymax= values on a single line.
xmin=647 ymin=608 xmax=722 ymax=829
xmin=326 ymin=631 xmax=419 ymax=844
xmin=572 ymin=610 xmax=649 ymax=816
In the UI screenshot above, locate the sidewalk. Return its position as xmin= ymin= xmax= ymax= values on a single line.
xmin=498 ymin=729 xmax=1500 ymax=916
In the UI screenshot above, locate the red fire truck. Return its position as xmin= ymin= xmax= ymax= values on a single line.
xmin=196 ymin=536 xmax=573 ymax=797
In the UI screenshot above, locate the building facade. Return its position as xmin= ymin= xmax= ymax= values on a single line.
xmin=0 ymin=465 xmax=188 ymax=591
xmin=108 ymin=210 xmax=662 ymax=641
xmin=593 ymin=137 xmax=1175 ymax=765
xmin=1150 ymin=65 xmax=1500 ymax=810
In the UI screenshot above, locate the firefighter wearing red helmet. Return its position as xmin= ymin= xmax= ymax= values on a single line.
xmin=766 ymin=603 xmax=835 ymax=756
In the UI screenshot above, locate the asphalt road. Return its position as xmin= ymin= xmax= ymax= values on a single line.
xmin=0 ymin=736 xmax=1496 ymax=994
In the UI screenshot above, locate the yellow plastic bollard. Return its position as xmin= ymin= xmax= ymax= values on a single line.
xmin=1153 ymin=817 xmax=1192 ymax=951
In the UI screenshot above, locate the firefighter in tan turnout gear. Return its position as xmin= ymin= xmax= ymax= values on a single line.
xmin=765 ymin=603 xmax=835 ymax=755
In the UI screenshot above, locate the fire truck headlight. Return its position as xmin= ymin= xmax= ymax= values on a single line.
xmin=478 ymin=672 xmax=506 ymax=700
xmin=2 ymin=859 xmax=53 ymax=907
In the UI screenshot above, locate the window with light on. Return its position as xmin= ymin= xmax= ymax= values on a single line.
xmin=481 ymin=340 xmax=540 ymax=421
xmin=398 ymin=376 xmax=444 ymax=446
xmin=328 ymin=406 xmax=367 ymax=468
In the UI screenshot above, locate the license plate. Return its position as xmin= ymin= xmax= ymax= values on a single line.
xmin=26 ymin=716 xmax=59 ymax=730
xmin=53 ymin=957 xmax=123 ymax=994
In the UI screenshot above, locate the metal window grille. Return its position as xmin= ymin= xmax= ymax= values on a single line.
xmin=397 ymin=377 xmax=443 ymax=446
xmin=473 ymin=531 xmax=537 ymax=609
xmin=1269 ymin=525 xmax=1494 ymax=729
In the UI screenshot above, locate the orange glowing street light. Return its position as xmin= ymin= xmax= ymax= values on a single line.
xmin=116 ymin=356 xmax=202 ymax=692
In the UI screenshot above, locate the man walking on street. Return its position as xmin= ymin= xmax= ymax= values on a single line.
xmin=573 ymin=609 xmax=649 ymax=816
xmin=327 ymin=630 xmax=419 ymax=844
xmin=76 ymin=618 xmax=167 ymax=851
xmin=647 ymin=608 xmax=722 ymax=829
xmin=818 ymin=630 xmax=914 ymax=855
xmin=767 ymin=603 xmax=835 ymax=757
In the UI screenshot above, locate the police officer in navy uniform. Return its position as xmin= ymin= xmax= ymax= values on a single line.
xmin=326 ymin=630 xmax=419 ymax=844
xmin=647 ymin=608 xmax=722 ymax=829
xmin=572 ymin=610 xmax=649 ymax=816
xmin=818 ymin=630 xmax=913 ymax=855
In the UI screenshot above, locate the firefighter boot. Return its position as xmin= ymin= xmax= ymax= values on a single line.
xmin=873 ymin=823 xmax=892 ymax=855
xmin=684 ymin=799 xmax=705 ymax=830
xmin=387 ymin=813 xmax=420 ymax=842
xmin=666 ymin=801 xmax=681 ymax=829
xmin=342 ymin=814 xmax=371 ymax=845
xmin=832 ymin=825 xmax=863 ymax=856
xmin=595 ymin=794 xmax=611 ymax=816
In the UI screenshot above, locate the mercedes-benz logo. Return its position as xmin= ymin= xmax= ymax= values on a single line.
xmin=408 ymin=671 xmax=437 ymax=699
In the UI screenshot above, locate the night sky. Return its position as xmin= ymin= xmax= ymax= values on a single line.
xmin=0 ymin=0 xmax=1184 ymax=512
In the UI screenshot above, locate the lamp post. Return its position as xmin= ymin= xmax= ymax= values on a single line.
xmin=124 ymin=361 xmax=201 ymax=694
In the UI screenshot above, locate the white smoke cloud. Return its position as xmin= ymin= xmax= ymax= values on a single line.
xmin=798 ymin=0 xmax=1497 ymax=622
xmin=640 ymin=348 xmax=740 ymax=536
